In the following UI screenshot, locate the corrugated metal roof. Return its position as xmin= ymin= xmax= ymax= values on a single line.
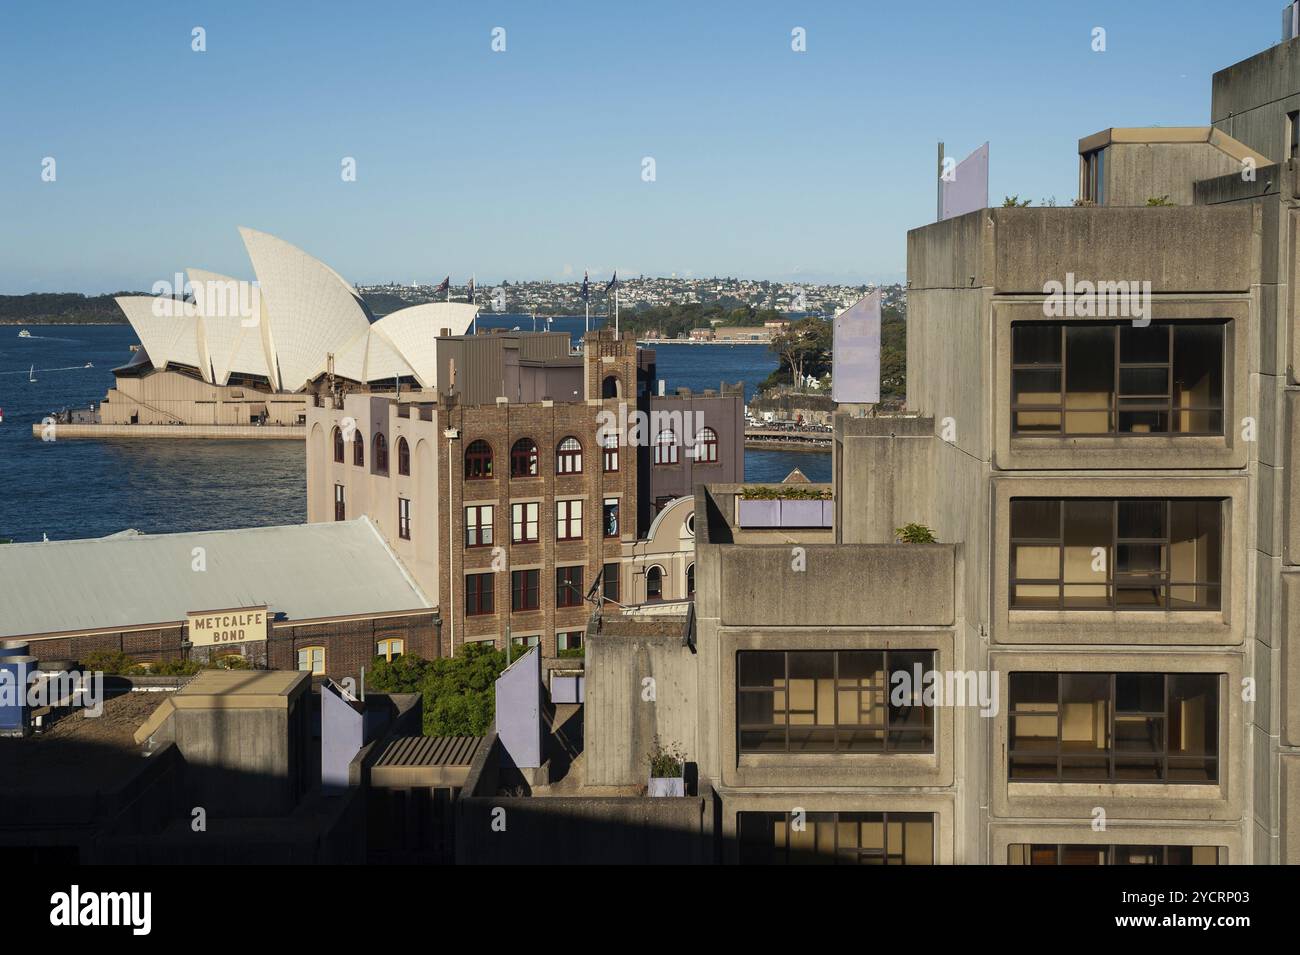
xmin=0 ymin=517 xmax=432 ymax=639
xmin=374 ymin=735 xmax=482 ymax=768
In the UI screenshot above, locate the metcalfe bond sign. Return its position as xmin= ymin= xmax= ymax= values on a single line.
xmin=187 ymin=606 xmax=269 ymax=646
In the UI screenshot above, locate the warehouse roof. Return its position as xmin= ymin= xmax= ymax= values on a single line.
xmin=0 ymin=517 xmax=432 ymax=639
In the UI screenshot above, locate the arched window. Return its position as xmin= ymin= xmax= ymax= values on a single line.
xmin=397 ymin=437 xmax=410 ymax=476
xmin=602 ymin=375 xmax=620 ymax=399
xmin=602 ymin=433 xmax=619 ymax=473
xmin=465 ymin=439 xmax=494 ymax=479
xmin=654 ymin=430 xmax=678 ymax=466
xmin=646 ymin=565 xmax=664 ymax=601
xmin=353 ymin=432 xmax=365 ymax=467
xmin=686 ymin=562 xmax=695 ymax=596
xmin=373 ymin=432 xmax=388 ymax=473
xmin=693 ymin=427 xmax=719 ymax=463
xmin=556 ymin=436 xmax=583 ymax=474
xmin=510 ymin=438 xmax=539 ymax=477
xmin=332 ymin=426 xmax=344 ymax=463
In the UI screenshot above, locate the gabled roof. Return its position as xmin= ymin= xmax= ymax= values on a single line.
xmin=0 ymin=518 xmax=432 ymax=640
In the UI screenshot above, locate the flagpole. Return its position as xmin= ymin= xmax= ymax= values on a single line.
xmin=615 ymin=285 xmax=620 ymax=338
xmin=472 ymin=273 xmax=477 ymax=335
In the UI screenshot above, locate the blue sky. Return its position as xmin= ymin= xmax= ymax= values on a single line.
xmin=0 ymin=0 xmax=1284 ymax=292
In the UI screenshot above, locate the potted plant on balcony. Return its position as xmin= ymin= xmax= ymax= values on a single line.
xmin=647 ymin=736 xmax=686 ymax=797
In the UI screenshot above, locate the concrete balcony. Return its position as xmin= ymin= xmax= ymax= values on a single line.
xmin=694 ymin=484 xmax=956 ymax=628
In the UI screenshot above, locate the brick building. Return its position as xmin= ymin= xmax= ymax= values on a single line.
xmin=306 ymin=329 xmax=744 ymax=658
xmin=0 ymin=519 xmax=435 ymax=683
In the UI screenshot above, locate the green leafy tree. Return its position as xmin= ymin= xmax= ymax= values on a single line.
xmin=368 ymin=643 xmax=521 ymax=736
xmin=1001 ymin=195 xmax=1032 ymax=207
xmin=769 ymin=316 xmax=832 ymax=390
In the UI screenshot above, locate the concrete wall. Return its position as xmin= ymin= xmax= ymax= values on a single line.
xmin=1100 ymin=141 xmax=1252 ymax=206
xmin=585 ymin=623 xmax=699 ymax=787
xmin=834 ymin=415 xmax=936 ymax=543
xmin=1212 ymin=37 xmax=1300 ymax=163
xmin=456 ymin=735 xmax=715 ymax=863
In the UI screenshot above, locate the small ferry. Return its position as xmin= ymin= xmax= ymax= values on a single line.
xmin=17 ymin=329 xmax=32 ymax=338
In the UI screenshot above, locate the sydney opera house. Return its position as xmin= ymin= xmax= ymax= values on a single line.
xmin=99 ymin=228 xmax=480 ymax=426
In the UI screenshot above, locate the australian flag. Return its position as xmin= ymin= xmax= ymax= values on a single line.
xmin=466 ymin=276 xmax=475 ymax=303
xmin=580 ymin=270 xmax=589 ymax=302
xmin=434 ymin=275 xmax=449 ymax=296
xmin=604 ymin=271 xmax=618 ymax=294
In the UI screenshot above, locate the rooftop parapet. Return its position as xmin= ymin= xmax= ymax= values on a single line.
xmin=907 ymin=205 xmax=1259 ymax=295
xmin=694 ymin=484 xmax=956 ymax=628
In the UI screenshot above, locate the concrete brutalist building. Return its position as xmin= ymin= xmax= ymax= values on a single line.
xmin=650 ymin=27 xmax=1300 ymax=865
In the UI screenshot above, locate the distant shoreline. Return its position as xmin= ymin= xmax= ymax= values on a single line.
xmin=1 ymin=319 xmax=127 ymax=326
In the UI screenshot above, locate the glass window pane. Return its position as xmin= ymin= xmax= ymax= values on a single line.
xmin=1173 ymin=325 xmax=1224 ymax=414
xmin=1120 ymin=367 xmax=1169 ymax=397
xmin=1064 ymin=326 xmax=1115 ymax=434
xmin=1118 ymin=499 xmax=1165 ymax=540
xmin=1014 ymin=369 xmax=1061 ymax=405
xmin=738 ymin=651 xmax=785 ymax=688
xmin=1168 ymin=675 xmax=1218 ymax=758
xmin=1011 ymin=499 xmax=1060 ymax=539
xmin=1120 ymin=323 xmax=1170 ymax=363
xmin=1014 ymin=324 xmax=1061 ymax=364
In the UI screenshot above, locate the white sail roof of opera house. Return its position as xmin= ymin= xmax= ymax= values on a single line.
xmin=114 ymin=228 xmax=480 ymax=393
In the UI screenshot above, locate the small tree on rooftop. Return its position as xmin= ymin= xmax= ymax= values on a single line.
xmin=1001 ymin=195 xmax=1031 ymax=207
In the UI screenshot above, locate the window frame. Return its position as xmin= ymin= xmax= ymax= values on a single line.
xmin=556 ymin=436 xmax=583 ymax=475
xmin=376 ymin=637 xmax=405 ymax=661
xmin=465 ymin=504 xmax=494 ymax=548
xmin=1007 ymin=671 xmax=1220 ymax=784
xmin=693 ymin=427 xmax=719 ymax=463
xmin=1008 ymin=843 xmax=1224 ymax=865
xmin=297 ymin=646 xmax=326 ymax=676
xmin=1010 ymin=321 xmax=1226 ymax=438
xmin=602 ymin=433 xmax=619 ymax=473
xmin=332 ymin=426 xmax=345 ymax=463
xmin=602 ymin=562 xmax=620 ymax=603
xmin=654 ymin=430 xmax=679 ymax=466
xmin=374 ymin=432 xmax=389 ymax=474
xmin=464 ymin=439 xmax=494 ymax=480
xmin=1009 ymin=497 xmax=1222 ymax=611
xmin=333 ymin=483 xmax=345 ymax=522
xmin=511 ymin=501 xmax=539 ymax=543
xmin=398 ymin=496 xmax=412 ymax=540
xmin=511 ymin=568 xmax=541 ymax=612
xmin=556 ymin=499 xmax=583 ymax=541
xmin=556 ymin=565 xmax=584 ymax=608
xmin=510 ymin=438 xmax=539 ymax=478
xmin=465 ymin=572 xmax=495 ymax=616
xmin=397 ymin=436 xmax=410 ymax=476
xmin=353 ymin=432 xmax=365 ymax=467
xmin=737 ymin=649 xmax=937 ymax=755
xmin=738 ymin=810 xmax=935 ymax=866
xmin=646 ymin=564 xmax=664 ymax=600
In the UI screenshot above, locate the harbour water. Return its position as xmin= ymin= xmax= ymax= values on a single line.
xmin=0 ymin=320 xmax=829 ymax=543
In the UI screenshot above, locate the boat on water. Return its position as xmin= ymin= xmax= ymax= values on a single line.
xmin=28 ymin=365 xmax=37 ymax=383
xmin=17 ymin=329 xmax=32 ymax=338
xmin=84 ymin=362 xmax=93 ymax=368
